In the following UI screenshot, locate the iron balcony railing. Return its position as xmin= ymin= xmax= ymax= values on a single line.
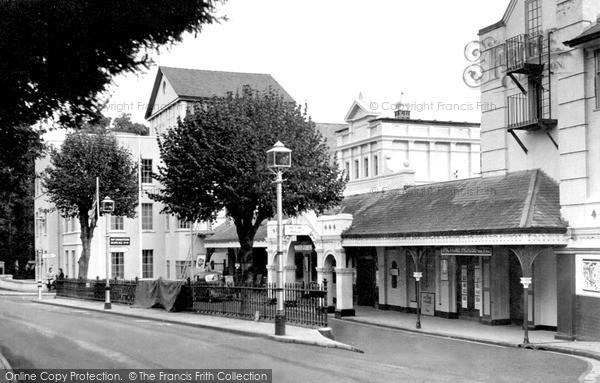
xmin=505 ymin=34 xmax=543 ymax=73
xmin=507 ymin=89 xmax=554 ymax=131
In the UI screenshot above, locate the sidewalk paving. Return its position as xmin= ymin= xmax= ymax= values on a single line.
xmin=29 ymin=295 xmax=361 ymax=353
xmin=341 ymin=306 xmax=600 ymax=361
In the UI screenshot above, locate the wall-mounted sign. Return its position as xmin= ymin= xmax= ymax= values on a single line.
xmin=441 ymin=246 xmax=492 ymax=257
xmin=293 ymin=243 xmax=313 ymax=253
xmin=440 ymin=259 xmax=449 ymax=281
xmin=582 ymin=259 xmax=600 ymax=294
xmin=285 ymin=224 xmax=310 ymax=236
xmin=110 ymin=247 xmax=129 ymax=253
xmin=421 ymin=292 xmax=435 ymax=316
xmin=110 ymin=237 xmax=130 ymax=246
xmin=42 ymin=253 xmax=56 ymax=259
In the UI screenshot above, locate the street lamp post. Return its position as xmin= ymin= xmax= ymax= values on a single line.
xmin=101 ymin=196 xmax=115 ymax=310
xmin=267 ymin=141 xmax=292 ymax=336
xmin=36 ymin=216 xmax=46 ymax=300
xmin=413 ymin=271 xmax=423 ymax=329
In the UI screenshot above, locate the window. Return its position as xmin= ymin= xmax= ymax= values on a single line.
xmin=111 ymin=216 xmax=124 ymax=230
xmin=142 ymin=250 xmax=153 ymax=278
xmin=354 ymin=160 xmax=359 ymax=179
xmin=595 ymin=50 xmax=600 ymax=109
xmin=374 ymin=155 xmax=379 ymax=176
xmin=178 ymin=218 xmax=191 ymax=229
xmin=141 ymin=159 xmax=153 ymax=184
xmin=363 ymin=158 xmax=369 ymax=177
xmin=344 ymin=161 xmax=350 ymax=178
xmin=175 ymin=260 xmax=191 ymax=279
xmin=142 ymin=203 xmax=153 ymax=230
xmin=166 ymin=260 xmax=171 ymax=280
xmin=525 ymin=0 xmax=541 ymax=37
xmin=165 ymin=214 xmax=170 ymax=231
xmin=71 ymin=250 xmax=77 ymax=279
xmin=111 ymin=252 xmax=124 ymax=279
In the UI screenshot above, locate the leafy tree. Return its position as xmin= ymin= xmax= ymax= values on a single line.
xmin=0 ymin=126 xmax=44 ymax=277
xmin=0 ymin=0 xmax=224 ymax=130
xmin=112 ymin=113 xmax=150 ymax=136
xmin=153 ymin=87 xmax=346 ymax=270
xmin=43 ymin=130 xmax=138 ymax=278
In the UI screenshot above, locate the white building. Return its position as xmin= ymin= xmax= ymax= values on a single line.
xmin=34 ymin=67 xmax=295 ymax=281
xmin=337 ymin=94 xmax=481 ymax=195
xmin=478 ymin=0 xmax=600 ymax=340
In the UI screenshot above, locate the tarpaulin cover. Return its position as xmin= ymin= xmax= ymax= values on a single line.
xmin=133 ymin=277 xmax=185 ymax=311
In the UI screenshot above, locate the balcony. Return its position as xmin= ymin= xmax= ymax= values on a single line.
xmin=505 ymin=34 xmax=544 ymax=75
xmin=507 ymin=92 xmax=557 ymax=131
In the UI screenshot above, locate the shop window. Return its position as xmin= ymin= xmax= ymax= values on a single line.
xmin=391 ymin=261 xmax=398 ymax=288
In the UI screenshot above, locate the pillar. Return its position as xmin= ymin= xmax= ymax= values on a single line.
xmin=334 ymin=268 xmax=355 ymax=317
xmin=284 ymin=265 xmax=296 ymax=285
xmin=317 ymin=267 xmax=334 ymax=311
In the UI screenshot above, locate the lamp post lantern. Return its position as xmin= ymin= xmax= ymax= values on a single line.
xmin=267 ymin=141 xmax=292 ymax=336
xmin=101 ymin=196 xmax=115 ymax=310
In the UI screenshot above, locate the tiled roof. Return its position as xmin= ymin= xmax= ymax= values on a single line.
xmin=145 ymin=67 xmax=295 ymax=118
xmin=205 ymin=220 xmax=268 ymax=245
xmin=160 ymin=67 xmax=295 ymax=102
xmin=334 ymin=169 xmax=566 ymax=238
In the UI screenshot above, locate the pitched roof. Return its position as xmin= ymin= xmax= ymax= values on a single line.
xmin=205 ymin=220 xmax=268 ymax=246
xmin=333 ymin=169 xmax=566 ymax=238
xmin=564 ymin=23 xmax=600 ymax=47
xmin=145 ymin=67 xmax=295 ymax=119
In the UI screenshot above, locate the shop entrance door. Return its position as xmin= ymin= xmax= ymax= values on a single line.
xmin=356 ymin=257 xmax=377 ymax=307
xmin=456 ymin=256 xmax=482 ymax=320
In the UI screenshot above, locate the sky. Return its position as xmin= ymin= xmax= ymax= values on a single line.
xmin=101 ymin=0 xmax=510 ymax=126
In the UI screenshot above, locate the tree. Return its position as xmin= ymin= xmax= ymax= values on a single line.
xmin=112 ymin=113 xmax=150 ymax=136
xmin=0 ymin=0 xmax=224 ymax=130
xmin=0 ymin=126 xmax=44 ymax=277
xmin=43 ymin=129 xmax=138 ymax=278
xmin=153 ymin=86 xmax=346 ymax=271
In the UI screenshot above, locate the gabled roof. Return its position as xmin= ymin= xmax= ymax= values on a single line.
xmin=145 ymin=67 xmax=295 ymax=119
xmin=564 ymin=22 xmax=600 ymax=47
xmin=478 ymin=0 xmax=515 ymax=35
xmin=333 ymin=169 xmax=566 ymax=238
xmin=205 ymin=220 xmax=268 ymax=246
xmin=343 ymin=96 xmax=382 ymax=122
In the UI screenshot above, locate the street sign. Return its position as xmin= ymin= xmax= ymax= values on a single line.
xmin=42 ymin=253 xmax=56 ymax=259
xmin=285 ymin=224 xmax=310 ymax=236
xmin=110 ymin=237 xmax=130 ymax=246
xmin=110 ymin=246 xmax=129 ymax=253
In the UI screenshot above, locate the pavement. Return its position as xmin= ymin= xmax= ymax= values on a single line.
xmin=2 ymin=291 xmax=600 ymax=373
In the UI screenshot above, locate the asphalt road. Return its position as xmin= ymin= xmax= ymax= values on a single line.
xmin=0 ymin=296 xmax=590 ymax=382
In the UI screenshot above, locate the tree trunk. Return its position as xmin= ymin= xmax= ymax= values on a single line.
xmin=77 ymin=212 xmax=96 ymax=279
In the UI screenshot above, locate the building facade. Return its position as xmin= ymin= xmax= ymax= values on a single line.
xmin=478 ymin=0 xmax=600 ymax=340
xmin=34 ymin=67 xmax=294 ymax=281
xmin=338 ymin=94 xmax=481 ymax=195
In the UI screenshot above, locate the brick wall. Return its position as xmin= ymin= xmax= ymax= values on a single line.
xmin=575 ymin=296 xmax=600 ymax=341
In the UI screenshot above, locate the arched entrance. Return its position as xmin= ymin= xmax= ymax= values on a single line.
xmin=290 ymin=235 xmax=317 ymax=284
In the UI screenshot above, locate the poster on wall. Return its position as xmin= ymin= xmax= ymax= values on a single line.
xmin=474 ymin=266 xmax=481 ymax=310
xmin=421 ymin=292 xmax=435 ymax=316
xmin=461 ymin=265 xmax=468 ymax=308
xmin=582 ymin=259 xmax=600 ymax=293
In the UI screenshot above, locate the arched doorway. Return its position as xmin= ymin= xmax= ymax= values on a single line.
xmin=291 ymin=235 xmax=317 ymax=284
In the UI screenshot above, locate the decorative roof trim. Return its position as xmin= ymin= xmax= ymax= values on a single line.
xmin=370 ymin=117 xmax=480 ymax=127
xmin=342 ymin=233 xmax=567 ymax=247
xmin=205 ymin=241 xmax=268 ymax=249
